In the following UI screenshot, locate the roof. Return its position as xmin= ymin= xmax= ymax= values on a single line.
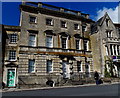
xmin=3 ymin=25 xmax=21 ymax=31
xmin=91 ymin=12 xmax=114 ymax=34
xmin=114 ymin=24 xmax=120 ymax=28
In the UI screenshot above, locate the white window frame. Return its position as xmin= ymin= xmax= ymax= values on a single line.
xmin=46 ymin=35 xmax=53 ymax=48
xmin=9 ymin=50 xmax=16 ymax=61
xmin=28 ymin=34 xmax=36 ymax=47
xmin=46 ymin=60 xmax=53 ymax=73
xmin=28 ymin=59 xmax=35 ymax=73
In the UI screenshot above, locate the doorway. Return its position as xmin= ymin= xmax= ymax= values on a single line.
xmin=7 ymin=69 xmax=16 ymax=87
xmin=62 ymin=61 xmax=70 ymax=79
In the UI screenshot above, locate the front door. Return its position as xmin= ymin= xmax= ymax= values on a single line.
xmin=62 ymin=62 xmax=70 ymax=79
xmin=7 ymin=69 xmax=16 ymax=87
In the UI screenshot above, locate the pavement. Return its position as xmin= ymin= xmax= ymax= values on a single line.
xmin=1 ymin=82 xmax=119 ymax=93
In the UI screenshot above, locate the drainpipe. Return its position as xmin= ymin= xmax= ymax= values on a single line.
xmin=99 ymin=28 xmax=105 ymax=77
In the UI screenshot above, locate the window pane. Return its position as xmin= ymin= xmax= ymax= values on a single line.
xmin=46 ymin=19 xmax=53 ymax=25
xmin=77 ymin=61 xmax=81 ymax=72
xmin=47 ymin=60 xmax=52 ymax=73
xmin=84 ymin=40 xmax=88 ymax=51
xmin=74 ymin=24 xmax=79 ymax=30
xmin=76 ymin=40 xmax=79 ymax=49
xmin=10 ymin=34 xmax=17 ymax=43
xmin=61 ymin=21 xmax=67 ymax=28
xmin=9 ymin=50 xmax=16 ymax=60
xmin=29 ymin=35 xmax=36 ymax=46
xmin=28 ymin=60 xmax=35 ymax=73
xmin=46 ymin=36 xmax=53 ymax=47
xmin=30 ymin=16 xmax=36 ymax=23
xmin=62 ymin=38 xmax=67 ymax=49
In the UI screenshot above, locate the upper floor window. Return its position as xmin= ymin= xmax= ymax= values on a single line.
xmin=10 ymin=34 xmax=17 ymax=43
xmin=28 ymin=34 xmax=36 ymax=47
xmin=84 ymin=40 xmax=88 ymax=51
xmin=46 ymin=18 xmax=53 ymax=26
xmin=9 ymin=50 xmax=16 ymax=61
xmin=106 ymin=19 xmax=109 ymax=27
xmin=61 ymin=37 xmax=67 ymax=49
xmin=76 ymin=39 xmax=80 ymax=50
xmin=106 ymin=31 xmax=112 ymax=38
xmin=46 ymin=60 xmax=53 ymax=73
xmin=46 ymin=36 xmax=53 ymax=48
xmin=29 ymin=16 xmax=37 ymax=23
xmin=61 ymin=21 xmax=67 ymax=28
xmin=110 ymin=44 xmax=113 ymax=55
xmin=74 ymin=24 xmax=80 ymax=30
xmin=117 ymin=45 xmax=120 ymax=55
xmin=82 ymin=25 xmax=87 ymax=32
xmin=28 ymin=59 xmax=35 ymax=73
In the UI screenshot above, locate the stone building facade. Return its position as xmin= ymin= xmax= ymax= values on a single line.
xmin=2 ymin=25 xmax=20 ymax=87
xmin=91 ymin=13 xmax=120 ymax=77
xmin=2 ymin=2 xmax=94 ymax=88
xmin=2 ymin=2 xmax=120 ymax=88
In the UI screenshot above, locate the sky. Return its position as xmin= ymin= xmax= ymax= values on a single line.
xmin=1 ymin=2 xmax=119 ymax=26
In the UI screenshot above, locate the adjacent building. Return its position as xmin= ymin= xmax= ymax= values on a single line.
xmin=91 ymin=13 xmax=120 ymax=77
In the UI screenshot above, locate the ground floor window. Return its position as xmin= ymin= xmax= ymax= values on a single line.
xmin=77 ymin=61 xmax=82 ymax=72
xmin=28 ymin=59 xmax=35 ymax=73
xmin=47 ymin=60 xmax=53 ymax=73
